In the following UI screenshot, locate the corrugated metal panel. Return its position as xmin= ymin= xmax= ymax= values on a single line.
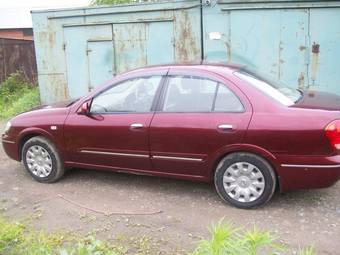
xmin=0 ymin=38 xmax=37 ymax=83
xmin=217 ymin=0 xmax=340 ymax=10
xmin=32 ymin=0 xmax=202 ymax=104
xmin=308 ymin=8 xmax=340 ymax=92
xmin=203 ymin=0 xmax=340 ymax=92
xmin=64 ymin=24 xmax=113 ymax=98
xmin=32 ymin=0 xmax=340 ymax=104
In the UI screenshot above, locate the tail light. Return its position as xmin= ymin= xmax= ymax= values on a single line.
xmin=325 ymin=120 xmax=340 ymax=150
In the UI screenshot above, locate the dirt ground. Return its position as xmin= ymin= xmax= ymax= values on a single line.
xmin=1 ymin=122 xmax=340 ymax=254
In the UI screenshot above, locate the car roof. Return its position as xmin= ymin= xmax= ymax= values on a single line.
xmin=124 ymin=61 xmax=243 ymax=76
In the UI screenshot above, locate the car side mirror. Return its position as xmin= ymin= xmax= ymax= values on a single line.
xmin=77 ymin=101 xmax=91 ymax=115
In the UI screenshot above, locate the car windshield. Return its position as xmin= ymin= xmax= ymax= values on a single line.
xmin=67 ymin=98 xmax=80 ymax=107
xmin=234 ymin=69 xmax=302 ymax=106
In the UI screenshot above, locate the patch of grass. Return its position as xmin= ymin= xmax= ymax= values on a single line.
xmin=192 ymin=219 xmax=315 ymax=255
xmin=299 ymin=246 xmax=316 ymax=255
xmin=0 ymin=215 xmax=67 ymax=255
xmin=0 ymin=215 xmax=161 ymax=255
xmin=0 ymin=215 xmax=316 ymax=255
xmin=59 ymin=237 xmax=118 ymax=255
xmin=0 ymin=216 xmax=24 ymax=254
xmin=0 ymin=72 xmax=40 ymax=120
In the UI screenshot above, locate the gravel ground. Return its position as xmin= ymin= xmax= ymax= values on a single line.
xmin=1 ymin=122 xmax=340 ymax=254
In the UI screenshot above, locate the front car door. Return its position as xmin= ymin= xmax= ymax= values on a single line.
xmin=64 ymin=72 xmax=165 ymax=172
xmin=149 ymin=68 xmax=252 ymax=179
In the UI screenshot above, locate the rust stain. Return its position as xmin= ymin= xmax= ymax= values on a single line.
xmin=47 ymin=19 xmax=56 ymax=45
xmin=278 ymin=41 xmax=284 ymax=79
xmin=48 ymin=28 xmax=66 ymax=99
xmin=114 ymin=23 xmax=147 ymax=74
xmin=308 ymin=91 xmax=315 ymax=97
xmin=311 ymin=42 xmax=320 ymax=84
xmin=312 ymin=42 xmax=320 ymax=54
xmin=298 ymin=72 xmax=305 ymax=89
xmin=48 ymin=32 xmax=56 ymax=44
xmin=176 ymin=10 xmax=200 ymax=62
xmin=299 ymin=45 xmax=306 ymax=51
xmin=38 ymin=32 xmax=49 ymax=71
xmin=225 ymin=42 xmax=231 ymax=62
xmin=46 ymin=74 xmax=68 ymax=101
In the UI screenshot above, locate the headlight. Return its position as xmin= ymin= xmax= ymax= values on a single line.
xmin=4 ymin=121 xmax=11 ymax=134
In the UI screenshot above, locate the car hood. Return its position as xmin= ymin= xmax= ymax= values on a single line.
xmin=294 ymin=90 xmax=340 ymax=111
xmin=30 ymin=98 xmax=77 ymax=111
xmin=12 ymin=99 xmax=76 ymax=120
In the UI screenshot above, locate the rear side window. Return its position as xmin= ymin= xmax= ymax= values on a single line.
xmin=163 ymin=76 xmax=216 ymax=112
xmin=161 ymin=76 xmax=244 ymax=113
xmin=214 ymin=84 xmax=244 ymax=112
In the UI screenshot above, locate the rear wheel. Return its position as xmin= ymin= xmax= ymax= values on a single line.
xmin=214 ymin=152 xmax=276 ymax=209
xmin=22 ymin=136 xmax=65 ymax=183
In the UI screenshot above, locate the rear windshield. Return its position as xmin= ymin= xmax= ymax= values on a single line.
xmin=234 ymin=70 xmax=302 ymax=106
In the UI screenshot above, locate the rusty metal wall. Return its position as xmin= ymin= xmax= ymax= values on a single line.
xmin=0 ymin=38 xmax=37 ymax=84
xmin=32 ymin=0 xmax=340 ymax=104
xmin=203 ymin=0 xmax=340 ymax=93
xmin=32 ymin=0 xmax=202 ymax=104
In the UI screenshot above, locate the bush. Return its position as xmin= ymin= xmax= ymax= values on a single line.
xmin=0 ymin=72 xmax=40 ymax=120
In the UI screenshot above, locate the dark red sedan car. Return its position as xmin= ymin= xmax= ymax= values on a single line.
xmin=2 ymin=64 xmax=340 ymax=208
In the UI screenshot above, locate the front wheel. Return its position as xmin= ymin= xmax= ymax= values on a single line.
xmin=214 ymin=152 xmax=276 ymax=209
xmin=22 ymin=136 xmax=65 ymax=183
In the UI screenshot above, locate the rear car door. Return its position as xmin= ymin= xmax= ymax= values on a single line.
xmin=149 ymin=68 xmax=252 ymax=177
xmin=64 ymin=73 xmax=165 ymax=172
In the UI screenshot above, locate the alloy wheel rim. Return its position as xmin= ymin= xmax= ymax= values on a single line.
xmin=222 ymin=162 xmax=265 ymax=203
xmin=26 ymin=145 xmax=53 ymax=178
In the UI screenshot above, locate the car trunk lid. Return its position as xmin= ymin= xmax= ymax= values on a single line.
xmin=293 ymin=90 xmax=340 ymax=111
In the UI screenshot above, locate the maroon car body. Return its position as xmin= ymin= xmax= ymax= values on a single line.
xmin=2 ymin=64 xmax=340 ymax=207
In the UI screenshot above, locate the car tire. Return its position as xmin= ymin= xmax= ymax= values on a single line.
xmin=214 ymin=152 xmax=276 ymax=209
xmin=22 ymin=136 xmax=65 ymax=183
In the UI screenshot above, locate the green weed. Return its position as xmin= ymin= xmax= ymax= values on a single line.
xmin=192 ymin=219 xmax=315 ymax=255
xmin=0 ymin=214 xmax=316 ymax=255
xmin=59 ymin=237 xmax=118 ymax=255
xmin=0 ymin=216 xmax=24 ymax=254
xmin=0 ymin=72 xmax=40 ymax=120
xmin=299 ymin=246 xmax=316 ymax=255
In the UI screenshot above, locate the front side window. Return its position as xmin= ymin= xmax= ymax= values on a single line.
xmin=162 ymin=76 xmax=244 ymax=113
xmin=91 ymin=76 xmax=161 ymax=113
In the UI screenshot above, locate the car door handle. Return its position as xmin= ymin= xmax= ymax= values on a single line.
xmin=218 ymin=124 xmax=233 ymax=131
xmin=130 ymin=123 xmax=144 ymax=129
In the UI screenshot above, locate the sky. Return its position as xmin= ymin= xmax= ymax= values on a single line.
xmin=0 ymin=0 xmax=92 ymax=28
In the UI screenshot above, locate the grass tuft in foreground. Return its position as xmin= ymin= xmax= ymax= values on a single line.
xmin=0 ymin=215 xmax=161 ymax=255
xmin=0 ymin=214 xmax=315 ymax=255
xmin=192 ymin=219 xmax=315 ymax=255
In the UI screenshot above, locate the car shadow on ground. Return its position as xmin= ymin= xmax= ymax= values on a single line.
xmin=62 ymin=168 xmax=331 ymax=210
